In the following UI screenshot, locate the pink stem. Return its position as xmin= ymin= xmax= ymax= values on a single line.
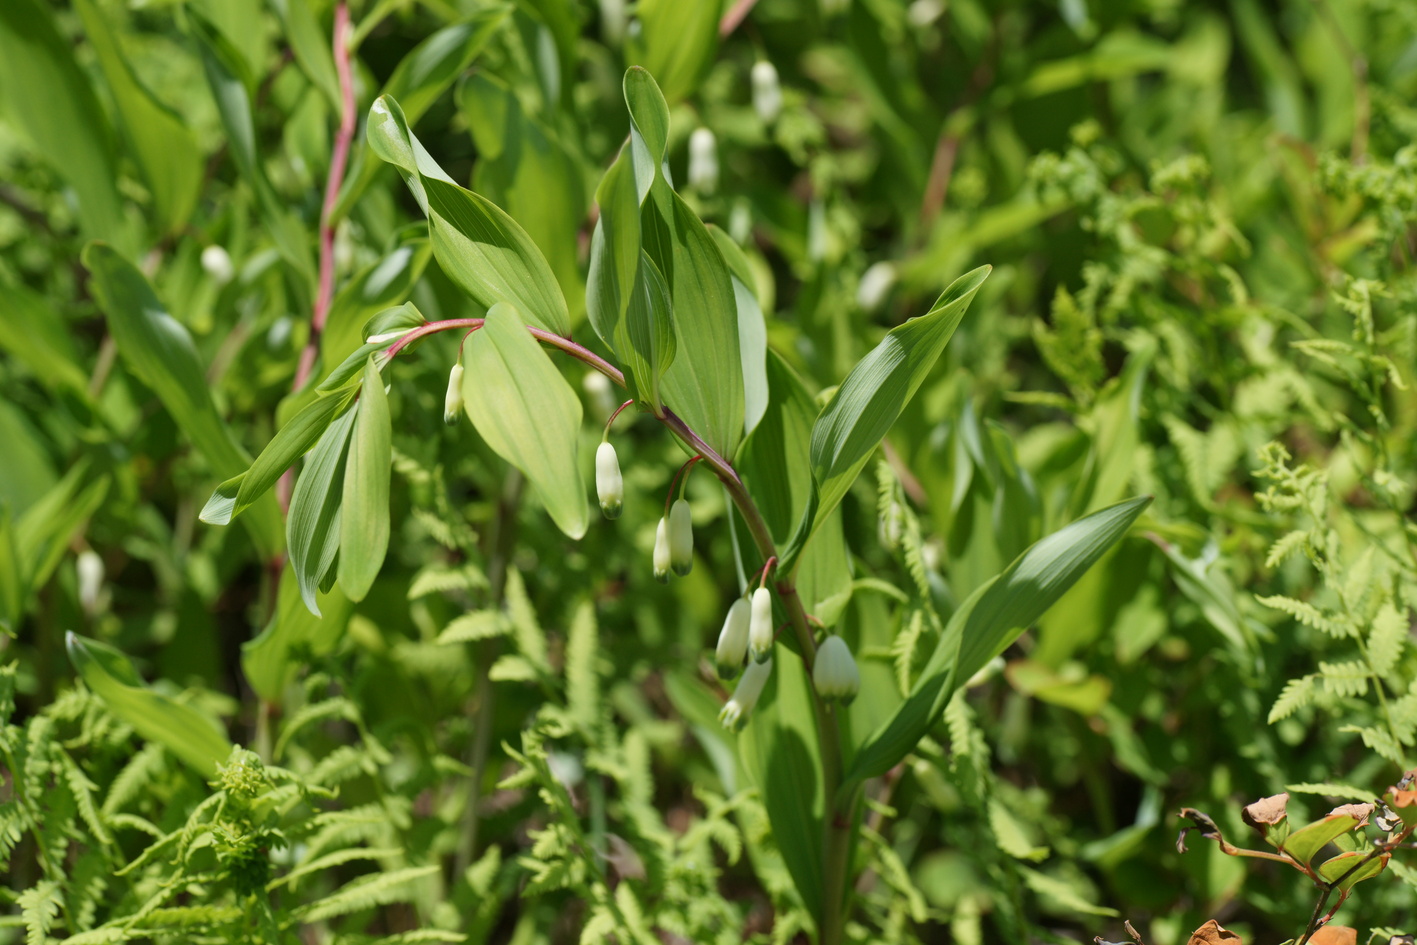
xmin=719 ymin=0 xmax=760 ymax=36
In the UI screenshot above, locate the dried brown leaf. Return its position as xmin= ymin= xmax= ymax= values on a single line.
xmin=1326 ymin=803 xmax=1374 ymax=828
xmin=1309 ymin=926 xmax=1357 ymax=945
xmin=1187 ymin=919 xmax=1243 ymax=945
xmin=1242 ymin=793 xmax=1290 ymax=828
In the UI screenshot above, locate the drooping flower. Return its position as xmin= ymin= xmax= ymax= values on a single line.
xmin=201 ymin=244 xmax=235 ymax=285
xmin=443 ymin=362 xmax=465 ymax=425
xmin=653 ymin=516 xmax=671 ymax=583
xmin=688 ymin=127 xmax=719 ymax=193
xmin=813 ymin=634 xmax=860 ymax=704
xmin=748 ymin=586 xmax=774 ymax=663
xmin=669 ymin=498 xmax=693 ymax=576
xmin=715 ymin=597 xmax=751 ymax=679
xmin=596 ymin=441 xmax=623 ymax=519
xmin=719 ymin=656 xmax=773 ymax=731
xmin=751 ymin=61 xmax=782 ymax=124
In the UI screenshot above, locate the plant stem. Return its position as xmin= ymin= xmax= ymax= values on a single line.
xmin=386 ymin=315 xmax=856 ymax=942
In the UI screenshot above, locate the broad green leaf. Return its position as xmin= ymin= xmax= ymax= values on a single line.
xmin=460 ymin=72 xmax=585 ymax=319
xmin=585 ymin=148 xmax=641 ymax=350
xmin=339 ymin=357 xmax=392 ymax=601
xmin=83 ymin=243 xmax=283 ymax=556
xmin=708 ymin=226 xmax=769 ymax=439
xmin=200 ymin=389 xmax=354 ymax=527
xmin=269 ymin=0 xmax=340 ymax=110
xmin=1078 ymin=347 xmax=1152 ymax=513
xmin=739 ymin=650 xmax=824 ymax=920
xmin=334 ymin=10 xmax=509 ymax=218
xmin=624 ymin=66 xmax=670 ymax=201
xmin=66 ymin=633 xmax=231 ymax=777
xmin=0 ymin=402 xmax=57 ymax=514
xmin=615 ymin=251 xmax=676 ymax=410
xmin=807 ymin=266 xmax=990 ymax=541
xmin=289 ymin=408 xmax=357 ymax=615
xmin=16 ymin=463 xmax=109 ymax=593
xmin=243 ymin=564 xmax=351 ymax=704
xmin=1317 ymin=851 xmax=1388 ymax=892
xmin=190 ymin=12 xmax=314 ymax=288
xmin=0 ymin=0 xmax=126 ymax=247
xmin=843 ymin=495 xmax=1151 ymax=789
xmin=1283 ymin=811 xmax=1368 ymax=867
xmin=74 ymin=0 xmax=202 ymax=235
xmin=321 ymin=232 xmax=431 ymax=369
xmin=368 ymin=95 xmax=571 ymax=336
xmin=643 ymin=186 xmax=744 ymax=459
xmin=626 ymin=2 xmax=719 ymax=104
xmin=461 ymin=303 xmax=587 ymax=539
xmin=739 ymin=352 xmax=818 ymax=545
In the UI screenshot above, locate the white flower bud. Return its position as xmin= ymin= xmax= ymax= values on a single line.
xmin=688 ymin=127 xmax=719 ymax=194
xmin=813 ymin=635 xmax=860 ymax=704
xmin=857 ymin=261 xmax=896 ymax=312
xmin=77 ymin=550 xmax=104 ymax=615
xmin=201 ymin=244 xmax=235 ymax=285
xmin=669 ymin=498 xmax=693 ymax=576
xmin=444 ymin=362 xmax=465 ymax=425
xmin=596 ymin=441 xmax=623 ymax=519
xmin=748 ymin=586 xmax=774 ymax=663
xmin=719 ymin=656 xmax=772 ymax=731
xmin=751 ymin=60 xmax=782 ymax=124
xmin=715 ymin=597 xmax=751 ymax=679
xmin=652 ymin=516 xmax=671 ymax=583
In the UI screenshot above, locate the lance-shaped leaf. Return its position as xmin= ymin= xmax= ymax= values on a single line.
xmin=806 ymin=266 xmax=990 ymax=543
xmin=269 ymin=0 xmax=339 ymax=110
xmin=709 ymin=225 xmax=769 ymax=439
xmin=462 ymin=304 xmax=587 ymax=539
xmin=842 ymin=495 xmax=1151 ymax=789
xmin=66 ymin=633 xmax=231 ymax=777
xmin=586 ymin=147 xmax=641 ymax=351
xmin=74 ymin=0 xmax=202 ymax=235
xmin=339 ymin=357 xmax=392 ymax=601
xmin=624 ymin=66 xmax=670 ymax=201
xmin=367 ymin=95 xmax=570 ymax=336
xmin=334 ymin=9 xmax=509 ymax=218
xmin=615 ymin=251 xmax=676 ymax=410
xmin=289 ymin=408 xmax=357 ymax=615
xmin=83 ymin=243 xmax=283 ymax=556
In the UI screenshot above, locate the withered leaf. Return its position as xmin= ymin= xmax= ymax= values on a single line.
xmin=1326 ymin=803 xmax=1374 ymax=828
xmin=1387 ymin=785 xmax=1417 ymax=809
xmin=1187 ymin=919 xmax=1243 ymax=945
xmin=1242 ymin=793 xmax=1290 ymax=829
xmin=1177 ymin=808 xmax=1223 ymax=853
xmin=1309 ymin=926 xmax=1357 ymax=945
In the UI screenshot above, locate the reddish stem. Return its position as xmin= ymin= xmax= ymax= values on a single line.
xmin=603 ymin=399 xmax=635 ymax=439
xmin=719 ymin=0 xmax=760 ymax=35
xmin=665 ymin=456 xmax=701 ymax=515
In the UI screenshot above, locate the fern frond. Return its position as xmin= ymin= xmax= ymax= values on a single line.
xmin=1285 ymin=782 xmax=1376 ymax=802
xmin=1257 ymin=595 xmax=1351 ymax=637
xmin=101 ymin=743 xmax=166 ymax=817
xmin=1368 ymin=602 xmax=1408 ymax=678
xmin=1268 ymin=675 xmax=1316 ymax=723
xmin=291 ymin=865 xmax=439 ymax=924
xmin=565 ymin=601 xmax=599 ymax=731
xmin=503 ymin=569 xmax=549 ymax=673
xmin=1319 ymin=660 xmax=1370 ymax=698
xmin=269 ymin=846 xmax=403 ymax=891
xmin=1264 ymin=530 xmax=1312 ymax=570
xmin=1340 ymin=724 xmax=1406 ymax=766
xmin=435 ymin=610 xmax=507 ymax=645
xmin=407 ymin=564 xmax=488 ymax=600
xmin=59 ymin=752 xmax=111 ymax=849
xmin=19 ymin=880 xmax=62 ymax=945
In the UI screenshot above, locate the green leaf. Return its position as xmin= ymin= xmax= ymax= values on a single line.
xmin=644 ymin=187 xmax=744 ymax=459
xmin=321 ymin=232 xmax=431 ymax=370
xmin=83 ymin=243 xmax=283 ymax=556
xmin=16 ymin=463 xmax=109 ymax=593
xmin=624 ymin=66 xmax=670 ymax=201
xmin=242 ymin=564 xmax=351 ymax=704
xmin=615 ymin=251 xmax=676 ymax=410
xmin=461 ymin=303 xmax=587 ymax=539
xmin=1317 ymin=851 xmax=1388 ymax=891
xmin=334 ymin=10 xmax=509 ymax=217
xmin=843 ymin=495 xmax=1151 ymax=788
xmin=626 ymin=5 xmax=718 ymax=104
xmin=288 ymin=408 xmax=357 ymax=615
xmin=269 ymin=0 xmax=340 ymax=110
xmin=0 ymin=277 xmax=90 ymax=398
xmin=1283 ymin=811 xmax=1368 ymax=867
xmin=460 ymin=72 xmax=586 ymax=319
xmin=339 ymin=357 xmax=392 ymax=601
xmin=0 ymin=507 xmax=23 ymax=635
xmin=74 ymin=0 xmax=202 ymax=235
xmin=368 ymin=95 xmax=571 ymax=336
xmin=190 ymin=11 xmax=314 ymax=288
xmin=0 ymin=0 xmax=126 ymax=247
xmin=807 ymin=266 xmax=990 ymax=542
xmin=739 ymin=651 xmax=824 ymax=920
xmin=708 ymin=226 xmax=769 ymax=438
xmin=66 ymin=633 xmax=232 ymax=777
xmin=585 ymin=148 xmax=641 ymax=351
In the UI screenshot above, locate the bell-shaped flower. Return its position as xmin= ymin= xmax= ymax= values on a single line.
xmin=596 ymin=441 xmax=623 ymax=519
xmin=652 ymin=516 xmax=671 ymax=583
xmin=715 ymin=597 xmax=751 ymax=679
xmin=719 ymin=656 xmax=772 ymax=732
xmin=748 ymin=586 xmax=774 ymax=663
xmin=443 ymin=363 xmax=465 ymax=425
xmin=751 ymin=61 xmax=782 ymax=124
xmin=688 ymin=127 xmax=719 ymax=193
xmin=813 ymin=634 xmax=860 ymax=704
xmin=669 ymin=498 xmax=693 ymax=576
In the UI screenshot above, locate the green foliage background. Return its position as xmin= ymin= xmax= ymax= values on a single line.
xmin=1 ymin=0 xmax=1416 ymax=942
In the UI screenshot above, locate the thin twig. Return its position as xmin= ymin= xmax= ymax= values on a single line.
xmin=718 ymin=0 xmax=759 ymax=36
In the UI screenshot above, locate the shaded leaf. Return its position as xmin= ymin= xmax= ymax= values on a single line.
xmin=339 ymin=357 xmax=393 ymax=601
